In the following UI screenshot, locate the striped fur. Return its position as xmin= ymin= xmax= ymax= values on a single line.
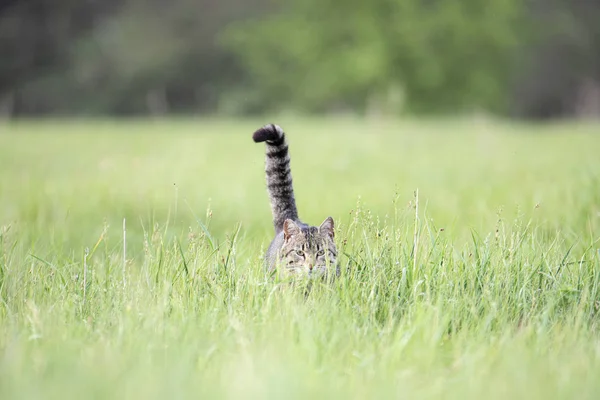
xmin=252 ymin=124 xmax=298 ymax=234
xmin=253 ymin=123 xmax=339 ymax=279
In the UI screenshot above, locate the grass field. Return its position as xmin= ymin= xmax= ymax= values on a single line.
xmin=0 ymin=117 xmax=599 ymax=399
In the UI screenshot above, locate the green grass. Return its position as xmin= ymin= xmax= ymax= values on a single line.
xmin=0 ymin=117 xmax=599 ymax=399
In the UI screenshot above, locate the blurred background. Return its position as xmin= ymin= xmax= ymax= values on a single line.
xmin=1 ymin=0 xmax=599 ymax=120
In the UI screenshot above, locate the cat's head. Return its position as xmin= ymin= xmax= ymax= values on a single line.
xmin=279 ymin=217 xmax=338 ymax=277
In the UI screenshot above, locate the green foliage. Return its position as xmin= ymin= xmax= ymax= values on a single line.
xmin=223 ymin=0 xmax=526 ymax=114
xmin=2 ymin=0 xmax=599 ymax=117
xmin=0 ymin=118 xmax=599 ymax=398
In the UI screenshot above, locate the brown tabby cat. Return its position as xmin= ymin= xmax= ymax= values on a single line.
xmin=253 ymin=124 xmax=338 ymax=278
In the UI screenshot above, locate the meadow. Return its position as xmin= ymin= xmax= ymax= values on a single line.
xmin=0 ymin=117 xmax=599 ymax=399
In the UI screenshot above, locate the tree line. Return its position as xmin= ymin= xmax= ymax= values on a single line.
xmin=1 ymin=0 xmax=599 ymax=119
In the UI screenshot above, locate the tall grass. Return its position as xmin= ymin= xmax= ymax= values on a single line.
xmin=0 ymin=118 xmax=599 ymax=399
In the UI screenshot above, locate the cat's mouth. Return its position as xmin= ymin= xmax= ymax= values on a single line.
xmin=299 ymin=268 xmax=327 ymax=278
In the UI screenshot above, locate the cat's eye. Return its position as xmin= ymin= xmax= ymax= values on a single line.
xmin=317 ymin=250 xmax=325 ymax=257
xmin=295 ymin=250 xmax=305 ymax=257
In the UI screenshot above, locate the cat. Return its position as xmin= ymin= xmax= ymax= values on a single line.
xmin=252 ymin=123 xmax=339 ymax=279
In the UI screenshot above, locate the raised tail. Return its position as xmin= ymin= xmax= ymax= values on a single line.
xmin=253 ymin=124 xmax=299 ymax=234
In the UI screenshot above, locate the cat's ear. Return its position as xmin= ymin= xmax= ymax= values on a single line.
xmin=319 ymin=216 xmax=335 ymax=239
xmin=283 ymin=219 xmax=301 ymax=241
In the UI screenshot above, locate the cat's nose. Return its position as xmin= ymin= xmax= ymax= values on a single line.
xmin=308 ymin=264 xmax=314 ymax=271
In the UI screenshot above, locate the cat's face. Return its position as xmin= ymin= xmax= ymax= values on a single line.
xmin=279 ymin=217 xmax=337 ymax=277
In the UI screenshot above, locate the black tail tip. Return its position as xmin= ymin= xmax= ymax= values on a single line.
xmin=252 ymin=123 xmax=284 ymax=143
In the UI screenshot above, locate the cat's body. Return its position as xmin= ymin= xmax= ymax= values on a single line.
xmin=253 ymin=124 xmax=338 ymax=278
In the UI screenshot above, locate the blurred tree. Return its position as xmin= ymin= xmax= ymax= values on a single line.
xmin=511 ymin=0 xmax=600 ymax=119
xmin=0 ymin=0 xmax=268 ymax=116
xmin=62 ymin=0 xmax=270 ymax=115
xmin=222 ymin=0 xmax=526 ymax=115
xmin=0 ymin=0 xmax=598 ymax=118
xmin=0 ymin=0 xmax=122 ymax=115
